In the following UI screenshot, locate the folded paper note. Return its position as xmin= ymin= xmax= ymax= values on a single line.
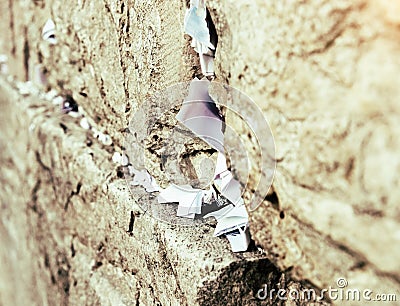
xmin=213 ymin=152 xmax=244 ymax=206
xmin=199 ymin=53 xmax=214 ymax=77
xmin=184 ymin=3 xmax=214 ymax=53
xmin=42 ymin=19 xmax=57 ymax=44
xmin=158 ymin=184 xmax=203 ymax=219
xmin=202 ymin=203 xmax=234 ymax=220
xmin=225 ymin=224 xmax=251 ymax=252
xmin=185 ymin=0 xmax=215 ymax=76
xmin=176 ymin=78 xmax=224 ymax=153
xmin=213 ymin=204 xmax=249 ymax=237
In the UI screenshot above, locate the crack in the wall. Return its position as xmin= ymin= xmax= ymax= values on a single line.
xmin=116 ymin=0 xmax=130 ymax=104
xmin=155 ymin=228 xmax=188 ymax=305
xmin=64 ymin=182 xmax=82 ymax=211
xmin=127 ymin=211 xmax=135 ymax=234
xmin=8 ymin=0 xmax=16 ymax=56
xmin=28 ymin=179 xmax=44 ymax=216
xmin=23 ymin=28 xmax=30 ymax=81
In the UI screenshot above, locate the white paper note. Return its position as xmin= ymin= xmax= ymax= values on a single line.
xmin=213 ymin=204 xmax=249 ymax=237
xmin=184 ymin=1 xmax=214 ymax=53
xmin=176 ymin=78 xmax=224 ymax=153
xmin=199 ymin=53 xmax=214 ymax=76
xmin=225 ymin=225 xmax=251 ymax=252
xmin=42 ymin=19 xmax=57 ymax=44
xmin=158 ymin=184 xmax=203 ymax=219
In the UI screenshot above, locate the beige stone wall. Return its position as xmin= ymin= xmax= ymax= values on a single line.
xmin=1 ymin=0 xmax=400 ymax=305
xmin=208 ymin=0 xmax=400 ymax=298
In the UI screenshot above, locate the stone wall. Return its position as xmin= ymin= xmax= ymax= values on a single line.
xmin=1 ymin=0 xmax=400 ymax=305
xmin=207 ymin=0 xmax=400 ymax=296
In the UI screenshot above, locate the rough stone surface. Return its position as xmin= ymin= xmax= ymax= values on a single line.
xmin=207 ymin=0 xmax=400 ymax=300
xmin=0 ymin=78 xmax=324 ymax=305
xmin=1 ymin=0 xmax=400 ymax=305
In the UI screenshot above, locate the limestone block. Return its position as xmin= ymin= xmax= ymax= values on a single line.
xmin=208 ymin=0 xmax=400 ymax=299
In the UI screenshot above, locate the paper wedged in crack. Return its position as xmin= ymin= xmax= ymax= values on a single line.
xmin=226 ymin=225 xmax=251 ymax=253
xmin=176 ymin=78 xmax=224 ymax=153
xmin=214 ymin=152 xmax=244 ymax=206
xmin=185 ymin=1 xmax=216 ymax=76
xmin=203 ymin=204 xmax=234 ymax=220
xmin=213 ymin=205 xmax=248 ymax=237
xmin=42 ymin=19 xmax=57 ymax=44
xmin=199 ymin=53 xmax=214 ymax=76
xmin=184 ymin=5 xmax=214 ymax=52
xmin=158 ymin=184 xmax=203 ymax=219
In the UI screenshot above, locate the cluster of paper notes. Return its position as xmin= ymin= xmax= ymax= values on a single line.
xmin=127 ymin=1 xmax=251 ymax=252
xmin=155 ymin=149 xmax=250 ymax=252
xmin=184 ymin=0 xmax=215 ymax=77
xmin=160 ymin=78 xmax=250 ymax=252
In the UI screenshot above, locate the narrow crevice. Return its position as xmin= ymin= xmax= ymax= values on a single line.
xmin=206 ymin=8 xmax=218 ymax=51
xmin=23 ymin=26 xmax=30 ymax=81
xmin=70 ymin=242 xmax=76 ymax=257
xmin=8 ymin=0 xmax=16 ymax=56
xmin=59 ymin=123 xmax=68 ymax=133
xmin=264 ymin=191 xmax=280 ymax=211
xmin=28 ymin=179 xmax=43 ymax=216
xmin=127 ymin=211 xmax=135 ymax=235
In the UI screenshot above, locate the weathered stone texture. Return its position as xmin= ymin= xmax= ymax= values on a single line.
xmin=0 ymin=78 xmax=290 ymax=305
xmin=1 ymin=0 xmax=400 ymax=305
xmin=208 ymin=0 xmax=400 ymax=299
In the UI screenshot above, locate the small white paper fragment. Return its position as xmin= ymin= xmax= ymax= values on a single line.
xmin=121 ymin=154 xmax=129 ymax=166
xmin=99 ymin=133 xmax=112 ymax=146
xmin=80 ymin=118 xmax=90 ymax=130
xmin=93 ymin=128 xmax=112 ymax=146
xmin=225 ymin=225 xmax=251 ymax=252
xmin=42 ymin=19 xmax=57 ymax=44
xmin=68 ymin=111 xmax=81 ymax=118
xmin=176 ymin=78 xmax=224 ymax=153
xmin=0 ymin=54 xmax=8 ymax=74
xmin=199 ymin=53 xmax=214 ymax=77
xmin=129 ymin=167 xmax=160 ymax=193
xmin=112 ymin=152 xmax=128 ymax=166
xmin=112 ymin=152 xmax=122 ymax=164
